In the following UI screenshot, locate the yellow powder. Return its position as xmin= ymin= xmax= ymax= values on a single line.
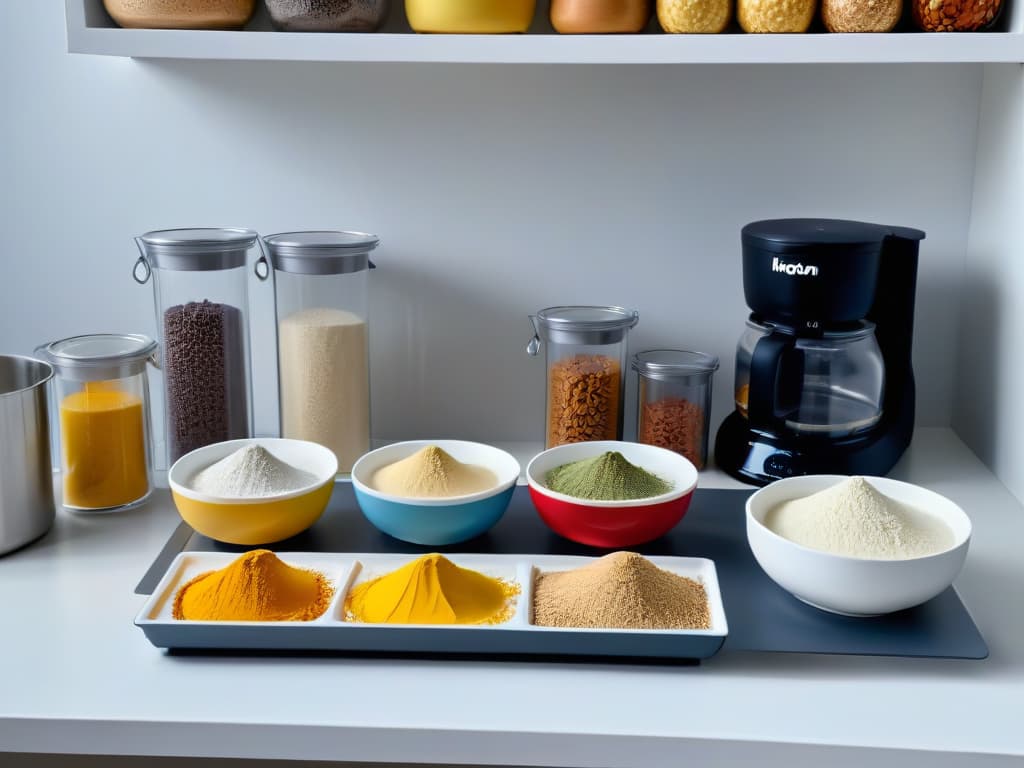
xmin=345 ymin=553 xmax=519 ymax=625
xmin=173 ymin=549 xmax=334 ymax=622
xmin=370 ymin=445 xmax=497 ymax=498
xmin=60 ymin=382 xmax=149 ymax=509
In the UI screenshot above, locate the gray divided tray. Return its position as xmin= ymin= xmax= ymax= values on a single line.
xmin=138 ymin=486 xmax=989 ymax=661
xmin=137 ymin=552 xmax=728 ymax=661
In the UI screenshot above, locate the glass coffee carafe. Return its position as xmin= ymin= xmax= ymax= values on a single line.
xmin=734 ymin=318 xmax=885 ymax=436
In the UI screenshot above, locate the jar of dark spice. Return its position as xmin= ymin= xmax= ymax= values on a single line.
xmin=264 ymin=0 xmax=391 ymax=31
xmin=527 ymin=306 xmax=639 ymax=449
xmin=632 ymin=350 xmax=718 ymax=470
xmin=134 ymin=228 xmax=262 ymax=466
xmin=912 ymin=0 xmax=1001 ymax=30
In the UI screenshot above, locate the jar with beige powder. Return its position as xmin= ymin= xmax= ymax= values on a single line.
xmin=260 ymin=231 xmax=379 ymax=477
xmin=737 ymin=0 xmax=815 ymax=31
xmin=103 ymin=0 xmax=256 ymax=29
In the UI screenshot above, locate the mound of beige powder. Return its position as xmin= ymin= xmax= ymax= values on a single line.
xmin=370 ymin=445 xmax=497 ymax=499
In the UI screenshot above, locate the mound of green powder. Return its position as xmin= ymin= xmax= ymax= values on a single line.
xmin=545 ymin=451 xmax=673 ymax=501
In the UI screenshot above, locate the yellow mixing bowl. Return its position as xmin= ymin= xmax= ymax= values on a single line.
xmin=169 ymin=438 xmax=338 ymax=546
xmin=406 ymin=0 xmax=537 ymax=33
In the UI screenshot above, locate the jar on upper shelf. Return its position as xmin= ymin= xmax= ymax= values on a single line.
xmin=737 ymin=0 xmax=815 ymax=31
xmin=550 ymin=0 xmax=652 ymax=33
xmin=264 ymin=0 xmax=391 ymax=31
xmin=405 ymin=0 xmax=537 ymax=32
xmin=912 ymin=0 xmax=1003 ymax=30
xmin=822 ymin=0 xmax=901 ymax=32
xmin=657 ymin=0 xmax=731 ymax=32
xmin=103 ymin=0 xmax=256 ymax=29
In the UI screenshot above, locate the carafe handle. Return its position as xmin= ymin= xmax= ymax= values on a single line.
xmin=748 ymin=331 xmax=795 ymax=429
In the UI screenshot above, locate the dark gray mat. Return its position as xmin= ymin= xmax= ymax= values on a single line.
xmin=137 ymin=485 xmax=988 ymax=659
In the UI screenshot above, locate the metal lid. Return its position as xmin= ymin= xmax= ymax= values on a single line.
xmin=136 ymin=228 xmax=259 ymax=271
xmin=632 ymin=350 xmax=719 ymax=381
xmin=263 ymin=231 xmax=380 ymax=275
xmin=40 ymin=334 xmax=158 ymax=381
xmin=530 ymin=305 xmax=639 ymax=347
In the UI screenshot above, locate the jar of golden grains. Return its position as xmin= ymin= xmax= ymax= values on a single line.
xmin=657 ymin=0 xmax=731 ymax=33
xmin=527 ymin=306 xmax=639 ymax=449
xmin=737 ymin=0 xmax=815 ymax=31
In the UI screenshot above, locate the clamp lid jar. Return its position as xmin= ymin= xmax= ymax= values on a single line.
xmin=134 ymin=227 xmax=260 ymax=466
xmin=527 ymin=305 xmax=639 ymax=449
xmin=37 ymin=334 xmax=158 ymax=514
xmin=261 ymin=231 xmax=378 ymax=476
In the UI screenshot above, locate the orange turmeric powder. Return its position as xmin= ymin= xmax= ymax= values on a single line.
xmin=345 ymin=553 xmax=518 ymax=625
xmin=173 ymin=550 xmax=333 ymax=622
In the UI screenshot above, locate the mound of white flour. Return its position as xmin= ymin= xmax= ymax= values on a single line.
xmin=764 ymin=476 xmax=953 ymax=559
xmin=190 ymin=444 xmax=316 ymax=498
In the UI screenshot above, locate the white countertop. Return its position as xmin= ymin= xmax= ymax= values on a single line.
xmin=1 ymin=427 xmax=1022 ymax=766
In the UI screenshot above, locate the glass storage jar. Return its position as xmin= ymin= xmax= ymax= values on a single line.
xmin=406 ymin=0 xmax=537 ymax=32
xmin=261 ymin=231 xmax=378 ymax=476
xmin=102 ymin=0 xmax=256 ymax=29
xmin=550 ymin=0 xmax=651 ymax=33
xmin=265 ymin=0 xmax=390 ymax=30
xmin=527 ymin=306 xmax=639 ymax=449
xmin=134 ymin=228 xmax=259 ymax=466
xmin=632 ymin=350 xmax=718 ymax=470
xmin=38 ymin=334 xmax=157 ymax=513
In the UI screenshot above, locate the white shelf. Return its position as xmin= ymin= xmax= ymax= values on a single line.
xmin=67 ymin=0 xmax=1024 ymax=64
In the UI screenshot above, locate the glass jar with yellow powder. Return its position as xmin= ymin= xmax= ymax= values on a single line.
xmin=38 ymin=334 xmax=158 ymax=513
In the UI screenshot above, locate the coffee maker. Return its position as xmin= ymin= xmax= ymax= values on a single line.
xmin=714 ymin=218 xmax=925 ymax=485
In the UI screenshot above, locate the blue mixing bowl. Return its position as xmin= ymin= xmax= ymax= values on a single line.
xmin=351 ymin=440 xmax=521 ymax=546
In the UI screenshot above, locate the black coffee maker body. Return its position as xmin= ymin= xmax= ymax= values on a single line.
xmin=715 ymin=218 xmax=925 ymax=485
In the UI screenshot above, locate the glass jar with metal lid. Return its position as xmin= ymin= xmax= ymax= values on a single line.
xmin=37 ymin=334 xmax=158 ymax=513
xmin=260 ymin=231 xmax=379 ymax=476
xmin=527 ymin=306 xmax=639 ymax=449
xmin=134 ymin=228 xmax=261 ymax=465
xmin=632 ymin=350 xmax=719 ymax=470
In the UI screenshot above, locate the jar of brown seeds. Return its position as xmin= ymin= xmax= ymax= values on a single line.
xmin=912 ymin=0 xmax=1002 ymax=30
xmin=527 ymin=306 xmax=639 ymax=449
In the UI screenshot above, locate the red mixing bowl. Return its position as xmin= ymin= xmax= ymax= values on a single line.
xmin=526 ymin=441 xmax=699 ymax=548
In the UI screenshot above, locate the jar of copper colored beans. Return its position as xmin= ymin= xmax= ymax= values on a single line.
xmin=632 ymin=350 xmax=719 ymax=471
xmin=527 ymin=306 xmax=639 ymax=449
xmin=912 ymin=0 xmax=1002 ymax=30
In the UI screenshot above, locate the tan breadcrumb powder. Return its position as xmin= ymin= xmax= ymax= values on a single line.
xmin=737 ymin=0 xmax=815 ymax=31
xmin=657 ymin=0 xmax=732 ymax=32
xmin=822 ymin=0 xmax=901 ymax=31
xmin=532 ymin=552 xmax=711 ymax=630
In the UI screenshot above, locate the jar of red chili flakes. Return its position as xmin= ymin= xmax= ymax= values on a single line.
xmin=527 ymin=306 xmax=639 ymax=449
xmin=632 ymin=350 xmax=718 ymax=470
xmin=912 ymin=0 xmax=1002 ymax=30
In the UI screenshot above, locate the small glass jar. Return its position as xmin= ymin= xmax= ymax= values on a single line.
xmin=261 ymin=231 xmax=378 ymax=476
xmin=633 ymin=350 xmax=718 ymax=470
xmin=737 ymin=0 xmax=814 ymax=31
xmin=265 ymin=0 xmax=390 ymax=30
xmin=134 ymin=228 xmax=260 ymax=466
xmin=38 ymin=334 xmax=157 ymax=513
xmin=527 ymin=306 xmax=639 ymax=449
xmin=551 ymin=0 xmax=652 ymax=33
xmin=102 ymin=0 xmax=255 ymax=29
xmin=406 ymin=0 xmax=537 ymax=32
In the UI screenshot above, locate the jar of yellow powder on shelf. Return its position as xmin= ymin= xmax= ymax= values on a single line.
xmin=38 ymin=334 xmax=158 ymax=513
xmin=406 ymin=0 xmax=537 ymax=32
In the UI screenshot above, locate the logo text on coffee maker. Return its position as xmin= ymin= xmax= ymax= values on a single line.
xmin=772 ymin=257 xmax=819 ymax=277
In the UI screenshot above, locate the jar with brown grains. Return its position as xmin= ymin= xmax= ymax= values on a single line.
xmin=633 ymin=350 xmax=718 ymax=470
xmin=527 ymin=306 xmax=639 ymax=449
xmin=912 ymin=0 xmax=1001 ymax=30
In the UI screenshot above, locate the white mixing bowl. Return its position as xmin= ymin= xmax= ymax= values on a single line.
xmin=746 ymin=475 xmax=972 ymax=617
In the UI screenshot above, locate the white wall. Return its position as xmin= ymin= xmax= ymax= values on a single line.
xmin=956 ymin=63 xmax=1024 ymax=504
xmin=1 ymin=4 xmax=983 ymax=465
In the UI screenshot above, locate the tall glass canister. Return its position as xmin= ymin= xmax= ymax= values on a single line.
xmin=134 ymin=228 xmax=259 ymax=466
xmin=38 ymin=334 xmax=158 ymax=513
xmin=261 ymin=231 xmax=378 ymax=476
xmin=527 ymin=306 xmax=639 ymax=449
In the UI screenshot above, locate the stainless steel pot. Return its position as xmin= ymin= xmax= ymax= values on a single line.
xmin=0 ymin=356 xmax=55 ymax=556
